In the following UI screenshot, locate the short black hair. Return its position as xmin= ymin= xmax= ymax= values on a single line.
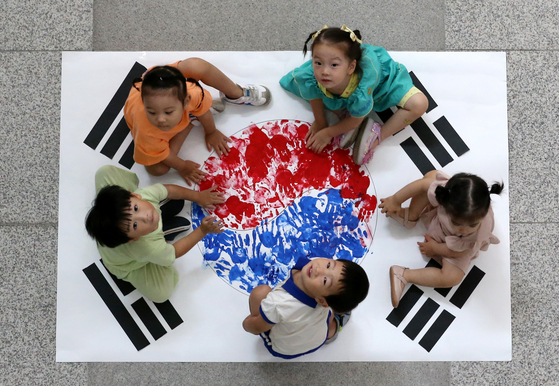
xmin=85 ymin=185 xmax=133 ymax=248
xmin=324 ymin=259 xmax=369 ymax=314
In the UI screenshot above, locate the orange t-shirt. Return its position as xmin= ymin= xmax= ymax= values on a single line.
xmin=124 ymin=61 xmax=213 ymax=166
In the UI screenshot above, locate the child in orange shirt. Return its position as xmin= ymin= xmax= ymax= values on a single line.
xmin=125 ymin=58 xmax=270 ymax=185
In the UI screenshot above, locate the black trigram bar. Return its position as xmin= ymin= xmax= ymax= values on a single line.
xmin=131 ymin=298 xmax=167 ymax=340
xmin=84 ymin=61 xmax=147 ymax=150
xmin=410 ymin=117 xmax=453 ymax=168
xmin=425 ymin=259 xmax=452 ymax=297
xmin=154 ymin=300 xmax=184 ymax=330
xmin=100 ymin=259 xmax=135 ymax=296
xmin=83 ymin=263 xmax=150 ymax=351
xmin=409 ymin=71 xmax=438 ymax=114
xmin=450 ymin=265 xmax=485 ymax=309
xmin=386 ymin=285 xmax=424 ymax=327
xmin=119 ymin=140 xmax=136 ymax=169
xmin=433 ymin=116 xmax=470 ymax=157
xmin=403 ymin=298 xmax=440 ymax=340
xmin=100 ymin=117 xmax=131 ymax=159
xmin=400 ymin=137 xmax=435 ymax=175
xmin=418 ymin=310 xmax=455 ymax=352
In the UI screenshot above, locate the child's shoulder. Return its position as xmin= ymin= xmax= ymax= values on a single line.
xmin=135 ymin=183 xmax=168 ymax=203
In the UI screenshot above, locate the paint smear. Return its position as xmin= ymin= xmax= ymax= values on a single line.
xmin=200 ymin=120 xmax=377 ymax=230
xmin=193 ymin=189 xmax=373 ymax=294
xmin=194 ymin=120 xmax=377 ymax=295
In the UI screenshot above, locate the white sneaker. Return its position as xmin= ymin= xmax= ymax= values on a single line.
xmin=220 ymin=84 xmax=271 ymax=106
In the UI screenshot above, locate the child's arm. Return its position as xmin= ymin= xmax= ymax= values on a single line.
xmin=161 ymin=153 xmax=207 ymax=186
xmin=306 ymin=99 xmax=328 ymax=140
xmin=164 ymin=184 xmax=225 ymax=209
xmin=418 ymin=234 xmax=471 ymax=259
xmin=172 ymin=215 xmax=224 ymax=258
xmin=196 ymin=111 xmax=232 ymax=157
xmin=243 ymin=314 xmax=274 ymax=335
xmin=379 ymin=170 xmax=438 ymax=216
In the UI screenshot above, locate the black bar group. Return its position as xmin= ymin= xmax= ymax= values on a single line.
xmin=84 ymin=261 xmax=184 ymax=351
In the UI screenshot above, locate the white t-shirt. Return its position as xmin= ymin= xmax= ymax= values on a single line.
xmin=259 ymin=256 xmax=332 ymax=358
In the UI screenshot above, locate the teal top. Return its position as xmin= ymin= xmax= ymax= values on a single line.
xmin=280 ymin=44 xmax=414 ymax=117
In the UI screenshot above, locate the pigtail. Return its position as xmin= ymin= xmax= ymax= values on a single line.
xmin=434 ymin=185 xmax=451 ymax=207
xmin=353 ymin=29 xmax=362 ymax=41
xmin=303 ymin=31 xmax=317 ymax=57
xmin=132 ymin=77 xmax=143 ymax=92
xmin=186 ymin=77 xmax=205 ymax=108
xmin=490 ymin=182 xmax=504 ymax=195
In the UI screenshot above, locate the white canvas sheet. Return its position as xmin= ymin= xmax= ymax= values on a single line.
xmin=57 ymin=51 xmax=510 ymax=361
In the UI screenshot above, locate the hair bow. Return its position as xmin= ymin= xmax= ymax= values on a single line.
xmin=340 ymin=25 xmax=362 ymax=44
xmin=312 ymin=25 xmax=329 ymax=40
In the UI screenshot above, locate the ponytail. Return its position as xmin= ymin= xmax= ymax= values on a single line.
xmin=489 ymin=182 xmax=504 ymax=195
xmin=434 ymin=185 xmax=451 ymax=207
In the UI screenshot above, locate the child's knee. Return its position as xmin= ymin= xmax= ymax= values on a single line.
xmin=408 ymin=93 xmax=429 ymax=116
xmin=441 ymin=267 xmax=464 ymax=287
xmin=145 ymin=163 xmax=170 ymax=176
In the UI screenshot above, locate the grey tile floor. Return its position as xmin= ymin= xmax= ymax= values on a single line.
xmin=0 ymin=0 xmax=557 ymax=385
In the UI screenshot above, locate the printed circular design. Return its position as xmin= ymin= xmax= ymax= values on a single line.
xmin=192 ymin=119 xmax=377 ymax=295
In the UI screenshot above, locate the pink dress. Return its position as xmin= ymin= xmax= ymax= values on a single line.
xmin=420 ymin=171 xmax=499 ymax=273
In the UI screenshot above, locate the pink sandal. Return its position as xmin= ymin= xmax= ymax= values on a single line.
xmin=390 ymin=265 xmax=408 ymax=308
xmin=353 ymin=118 xmax=382 ymax=165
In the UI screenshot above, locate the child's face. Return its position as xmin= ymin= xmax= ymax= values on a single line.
xmin=298 ymin=258 xmax=344 ymax=307
xmin=312 ymin=43 xmax=356 ymax=94
xmin=124 ymin=193 xmax=160 ymax=241
xmin=450 ymin=216 xmax=481 ymax=237
xmin=143 ymin=90 xmax=189 ymax=131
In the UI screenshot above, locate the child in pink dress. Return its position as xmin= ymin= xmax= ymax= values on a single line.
xmin=378 ymin=170 xmax=504 ymax=308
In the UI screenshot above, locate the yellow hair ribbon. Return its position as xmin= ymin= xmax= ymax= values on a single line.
xmin=312 ymin=25 xmax=329 ymax=40
xmin=340 ymin=25 xmax=362 ymax=44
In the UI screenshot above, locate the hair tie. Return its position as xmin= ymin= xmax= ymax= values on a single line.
xmin=340 ymin=25 xmax=362 ymax=44
xmin=312 ymin=25 xmax=328 ymax=40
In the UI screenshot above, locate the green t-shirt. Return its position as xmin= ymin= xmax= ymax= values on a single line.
xmin=94 ymin=166 xmax=175 ymax=279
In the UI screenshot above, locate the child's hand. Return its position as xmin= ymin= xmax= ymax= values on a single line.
xmin=206 ymin=130 xmax=232 ymax=157
xmin=418 ymin=234 xmax=438 ymax=257
xmin=198 ymin=186 xmax=225 ymax=210
xmin=379 ymin=196 xmax=401 ymax=217
xmin=306 ymin=124 xmax=332 ymax=153
xmin=200 ymin=215 xmax=225 ymax=235
xmin=305 ymin=120 xmax=327 ymax=141
xmin=179 ymin=161 xmax=207 ymax=186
